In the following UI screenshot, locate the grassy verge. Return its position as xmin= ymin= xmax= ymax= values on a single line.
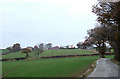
xmin=111 ymin=59 xmax=120 ymax=66
xmin=105 ymin=55 xmax=114 ymax=58
xmin=105 ymin=55 xmax=120 ymax=66
xmin=80 ymin=60 xmax=97 ymax=78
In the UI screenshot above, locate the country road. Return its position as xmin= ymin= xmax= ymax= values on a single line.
xmin=87 ymin=58 xmax=120 ymax=79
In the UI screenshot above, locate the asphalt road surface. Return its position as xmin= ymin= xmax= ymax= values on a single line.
xmin=87 ymin=58 xmax=120 ymax=79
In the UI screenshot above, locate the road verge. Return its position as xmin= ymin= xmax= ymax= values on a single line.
xmin=79 ymin=59 xmax=98 ymax=77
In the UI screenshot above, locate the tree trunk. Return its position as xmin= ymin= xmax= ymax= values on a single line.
xmin=98 ymin=46 xmax=101 ymax=54
xmin=26 ymin=53 xmax=28 ymax=58
xmin=114 ymin=26 xmax=120 ymax=61
xmin=101 ymin=41 xmax=106 ymax=58
xmin=114 ymin=48 xmax=120 ymax=61
xmin=114 ymin=37 xmax=120 ymax=61
xmin=97 ymin=43 xmax=103 ymax=58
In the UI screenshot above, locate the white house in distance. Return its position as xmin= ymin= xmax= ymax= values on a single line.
xmin=48 ymin=46 xmax=59 ymax=50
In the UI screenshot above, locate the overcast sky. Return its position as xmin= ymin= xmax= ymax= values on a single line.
xmin=1 ymin=0 xmax=98 ymax=48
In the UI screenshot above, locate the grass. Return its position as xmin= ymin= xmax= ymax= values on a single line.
xmin=111 ymin=59 xmax=120 ymax=66
xmin=80 ymin=60 xmax=97 ymax=77
xmin=105 ymin=55 xmax=114 ymax=58
xmin=0 ymin=61 xmax=2 ymax=76
xmin=2 ymin=49 xmax=97 ymax=59
xmin=1 ymin=49 xmax=9 ymax=54
xmin=2 ymin=56 xmax=99 ymax=77
xmin=2 ymin=51 xmax=25 ymax=59
xmin=0 ymin=49 xmax=2 ymax=60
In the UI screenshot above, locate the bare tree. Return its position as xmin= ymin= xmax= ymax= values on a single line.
xmin=33 ymin=43 xmax=44 ymax=59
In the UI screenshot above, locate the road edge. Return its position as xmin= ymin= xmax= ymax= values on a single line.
xmin=79 ymin=59 xmax=99 ymax=77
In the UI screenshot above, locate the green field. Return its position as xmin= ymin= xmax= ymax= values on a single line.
xmin=2 ymin=49 xmax=97 ymax=59
xmin=2 ymin=49 xmax=114 ymax=77
xmin=0 ymin=61 xmax=2 ymax=76
xmin=2 ymin=56 xmax=99 ymax=77
xmin=1 ymin=49 xmax=9 ymax=54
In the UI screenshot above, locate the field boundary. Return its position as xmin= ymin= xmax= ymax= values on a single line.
xmin=1 ymin=53 xmax=114 ymax=61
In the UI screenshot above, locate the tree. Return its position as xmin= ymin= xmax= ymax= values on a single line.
xmin=77 ymin=41 xmax=92 ymax=49
xmin=92 ymin=2 xmax=120 ymax=61
xmin=12 ymin=43 xmax=21 ymax=52
xmin=81 ymin=40 xmax=92 ymax=49
xmin=46 ymin=43 xmax=52 ymax=49
xmin=38 ymin=43 xmax=44 ymax=54
xmin=33 ymin=43 xmax=44 ymax=58
xmin=85 ymin=26 xmax=107 ymax=58
xmin=76 ymin=42 xmax=83 ymax=49
xmin=22 ymin=48 xmax=31 ymax=58
xmin=66 ymin=45 xmax=70 ymax=49
xmin=6 ymin=46 xmax=12 ymax=52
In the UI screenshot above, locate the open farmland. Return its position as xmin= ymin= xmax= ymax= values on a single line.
xmin=1 ymin=49 xmax=115 ymax=77
xmin=2 ymin=49 xmax=97 ymax=59
xmin=2 ymin=56 xmax=99 ymax=77
xmin=1 ymin=49 xmax=9 ymax=54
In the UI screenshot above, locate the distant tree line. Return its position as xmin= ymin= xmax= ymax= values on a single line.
xmin=6 ymin=43 xmax=21 ymax=52
xmin=76 ymin=42 xmax=92 ymax=49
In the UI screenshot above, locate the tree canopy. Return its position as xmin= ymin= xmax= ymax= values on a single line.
xmin=90 ymin=1 xmax=120 ymax=61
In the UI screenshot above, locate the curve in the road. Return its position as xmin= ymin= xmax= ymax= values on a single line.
xmin=87 ymin=58 xmax=119 ymax=78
